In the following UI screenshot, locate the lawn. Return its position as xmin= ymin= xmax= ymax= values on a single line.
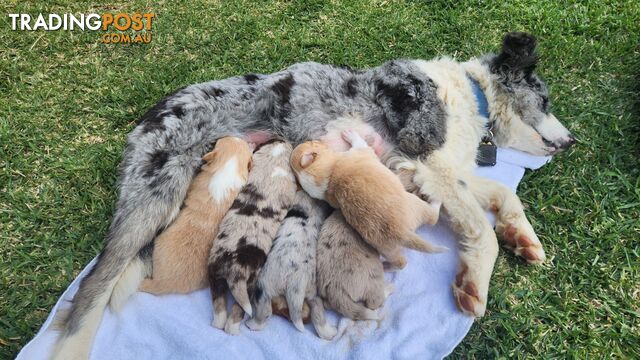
xmin=1 ymin=0 xmax=638 ymax=358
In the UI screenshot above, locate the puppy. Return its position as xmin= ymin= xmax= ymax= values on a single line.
xmin=246 ymin=190 xmax=336 ymax=339
xmin=138 ymin=137 xmax=253 ymax=294
xmin=208 ymin=140 xmax=297 ymax=335
xmin=291 ymin=129 xmax=444 ymax=270
xmin=316 ymin=210 xmax=391 ymax=320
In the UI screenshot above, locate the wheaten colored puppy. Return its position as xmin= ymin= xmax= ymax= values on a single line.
xmin=138 ymin=137 xmax=253 ymax=294
xmin=208 ymin=140 xmax=297 ymax=335
xmin=245 ymin=190 xmax=336 ymax=339
xmin=291 ymin=130 xmax=444 ymax=270
xmin=316 ymin=210 xmax=392 ymax=320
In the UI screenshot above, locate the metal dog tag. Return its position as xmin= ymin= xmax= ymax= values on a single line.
xmin=476 ymin=141 xmax=497 ymax=167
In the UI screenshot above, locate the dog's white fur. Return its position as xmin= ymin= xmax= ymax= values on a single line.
xmin=381 ymin=57 xmax=550 ymax=316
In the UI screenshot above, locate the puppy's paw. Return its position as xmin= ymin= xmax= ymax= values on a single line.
xmin=212 ymin=311 xmax=227 ymax=329
xmin=383 ymin=260 xmax=406 ymax=272
xmin=315 ymin=322 xmax=338 ymax=340
xmin=341 ymin=129 xmax=368 ymax=149
xmin=224 ymin=319 xmax=241 ymax=335
xmin=245 ymin=318 xmax=266 ymax=331
xmin=497 ymin=221 xmax=545 ymax=264
xmin=384 ymin=283 xmax=395 ymax=299
xmin=452 ymin=264 xmax=486 ymax=317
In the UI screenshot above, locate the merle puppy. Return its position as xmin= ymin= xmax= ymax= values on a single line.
xmin=52 ymin=32 xmax=575 ymax=359
xmin=207 ymin=141 xmax=297 ymax=335
xmin=245 ymin=190 xmax=335 ymax=339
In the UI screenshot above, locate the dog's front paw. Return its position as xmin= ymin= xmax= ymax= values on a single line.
xmin=497 ymin=221 xmax=545 ymax=264
xmin=452 ymin=263 xmax=486 ymax=317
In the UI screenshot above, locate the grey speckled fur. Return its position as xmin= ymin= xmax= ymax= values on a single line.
xmin=54 ymin=32 xmax=566 ymax=356
xmin=207 ymin=141 xmax=297 ymax=334
xmin=246 ymin=190 xmax=333 ymax=338
xmin=317 ymin=211 xmax=387 ymax=320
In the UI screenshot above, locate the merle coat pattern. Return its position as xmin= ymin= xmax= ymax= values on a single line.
xmin=245 ymin=190 xmax=335 ymax=339
xmin=316 ymin=210 xmax=390 ymax=320
xmin=207 ymin=141 xmax=297 ymax=335
xmin=52 ymin=33 xmax=574 ymax=359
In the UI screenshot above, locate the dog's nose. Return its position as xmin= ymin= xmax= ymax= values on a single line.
xmin=558 ymin=135 xmax=576 ymax=149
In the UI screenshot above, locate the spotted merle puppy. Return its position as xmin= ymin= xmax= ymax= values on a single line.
xmin=208 ymin=140 xmax=297 ymax=335
xmin=245 ymin=190 xmax=335 ymax=339
xmin=52 ymin=32 xmax=575 ymax=359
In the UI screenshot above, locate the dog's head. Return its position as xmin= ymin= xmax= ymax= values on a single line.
xmin=202 ymin=136 xmax=253 ymax=174
xmin=487 ymin=32 xmax=575 ymax=155
xmin=290 ymin=141 xmax=333 ymax=200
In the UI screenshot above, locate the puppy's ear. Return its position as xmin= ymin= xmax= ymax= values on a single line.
xmin=491 ymin=32 xmax=538 ymax=79
xmin=202 ymin=150 xmax=217 ymax=162
xmin=300 ymin=151 xmax=317 ymax=168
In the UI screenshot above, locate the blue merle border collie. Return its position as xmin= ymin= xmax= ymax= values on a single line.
xmin=51 ymin=32 xmax=574 ymax=359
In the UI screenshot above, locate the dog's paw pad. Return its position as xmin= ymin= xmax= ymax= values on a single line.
xmin=500 ymin=223 xmax=545 ymax=264
xmin=452 ymin=264 xmax=486 ymax=317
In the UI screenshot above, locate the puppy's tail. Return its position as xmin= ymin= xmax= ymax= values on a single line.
xmin=229 ymin=280 xmax=253 ymax=317
xmin=110 ymin=256 xmax=148 ymax=312
xmin=402 ymin=232 xmax=448 ymax=253
xmin=328 ymin=291 xmax=378 ymax=321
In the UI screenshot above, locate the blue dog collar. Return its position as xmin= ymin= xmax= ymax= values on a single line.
xmin=468 ymin=75 xmax=497 ymax=166
xmin=467 ymin=76 xmax=490 ymax=119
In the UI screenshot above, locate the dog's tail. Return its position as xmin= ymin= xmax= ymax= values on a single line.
xmin=110 ymin=256 xmax=149 ymax=312
xmin=229 ymin=279 xmax=253 ymax=317
xmin=327 ymin=290 xmax=378 ymax=321
xmin=285 ymin=284 xmax=306 ymax=332
xmin=51 ymin=184 xmax=189 ymax=360
xmin=402 ymin=232 xmax=448 ymax=253
xmin=50 ymin=248 xmax=132 ymax=360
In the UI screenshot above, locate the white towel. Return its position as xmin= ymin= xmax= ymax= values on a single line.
xmin=18 ymin=148 xmax=550 ymax=360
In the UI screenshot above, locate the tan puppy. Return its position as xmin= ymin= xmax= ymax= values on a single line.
xmin=291 ymin=129 xmax=444 ymax=269
xmin=139 ymin=137 xmax=253 ymax=294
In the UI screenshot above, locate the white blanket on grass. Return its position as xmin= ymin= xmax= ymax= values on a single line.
xmin=18 ymin=148 xmax=550 ymax=360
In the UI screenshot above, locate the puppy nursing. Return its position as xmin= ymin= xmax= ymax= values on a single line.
xmin=139 ymin=137 xmax=252 ymax=294
xmin=246 ymin=190 xmax=336 ymax=339
xmin=317 ymin=210 xmax=391 ymax=320
xmin=292 ymin=130 xmax=444 ymax=270
xmin=208 ymin=141 xmax=297 ymax=335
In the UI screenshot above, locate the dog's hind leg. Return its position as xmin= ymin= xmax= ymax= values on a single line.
xmin=245 ymin=284 xmax=271 ymax=331
xmin=210 ymin=278 xmax=229 ymax=330
xmin=465 ymin=175 xmax=545 ymax=264
xmin=412 ymin=161 xmax=498 ymax=318
xmin=308 ymin=297 xmax=336 ymax=340
xmin=224 ymin=303 xmax=245 ymax=335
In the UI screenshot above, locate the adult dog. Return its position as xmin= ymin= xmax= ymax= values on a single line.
xmin=51 ymin=32 xmax=574 ymax=359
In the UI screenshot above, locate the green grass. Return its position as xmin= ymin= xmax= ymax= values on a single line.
xmin=1 ymin=0 xmax=638 ymax=358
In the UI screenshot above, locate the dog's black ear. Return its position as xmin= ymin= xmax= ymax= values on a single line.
xmin=491 ymin=32 xmax=538 ymax=79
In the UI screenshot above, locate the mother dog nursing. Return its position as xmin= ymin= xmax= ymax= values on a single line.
xmin=51 ymin=32 xmax=574 ymax=359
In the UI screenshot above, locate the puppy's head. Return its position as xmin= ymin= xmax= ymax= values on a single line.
xmin=290 ymin=141 xmax=334 ymax=200
xmin=202 ymin=137 xmax=253 ymax=177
